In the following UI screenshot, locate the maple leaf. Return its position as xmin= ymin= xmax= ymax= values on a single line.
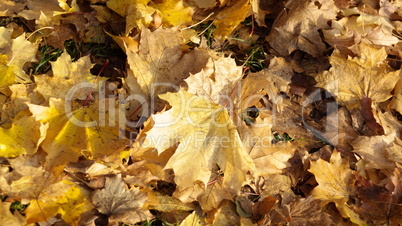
xmin=136 ymin=89 xmax=255 ymax=192
xmin=323 ymin=8 xmax=399 ymax=56
xmin=353 ymin=175 xmax=402 ymax=225
xmin=184 ymin=54 xmax=243 ymax=107
xmin=92 ymin=174 xmax=152 ymax=225
xmin=107 ymin=0 xmax=192 ymax=35
xmin=29 ymin=98 xmax=129 ymax=174
xmin=309 ymin=151 xmax=365 ymax=225
xmin=213 ymin=0 xmax=252 ymax=40
xmin=1 ymin=84 xmax=45 ymax=124
xmin=0 ymin=27 xmax=38 ymax=83
xmin=34 ymin=50 xmax=103 ymax=102
xmin=352 ymin=111 xmax=402 ymax=169
xmin=288 ymin=197 xmax=333 ymax=225
xmin=0 ymin=110 xmax=43 ymax=157
xmin=124 ymin=27 xmax=209 ymax=111
xmin=315 ymin=44 xmax=401 ymax=110
xmin=25 ymin=180 xmax=93 ymax=225
xmin=267 ymin=0 xmax=338 ymax=57
xmin=0 ymin=201 xmax=26 ymax=226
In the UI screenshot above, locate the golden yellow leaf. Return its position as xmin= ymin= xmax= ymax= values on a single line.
xmin=34 ymin=50 xmax=103 ymax=102
xmin=0 ymin=54 xmax=16 ymax=88
xmin=315 ymin=44 xmax=401 ymax=109
xmin=0 ymin=27 xmax=38 ymax=83
xmin=150 ymin=0 xmax=193 ymax=27
xmin=25 ymin=180 xmax=93 ymax=225
xmin=0 ymin=111 xmax=42 ymax=157
xmin=213 ymin=0 xmax=252 ymax=40
xmin=29 ymin=98 xmax=129 ymax=174
xmin=179 ymin=210 xmax=204 ymax=226
xmin=138 ymin=89 xmax=255 ymax=192
xmin=309 ymin=151 xmax=365 ymax=225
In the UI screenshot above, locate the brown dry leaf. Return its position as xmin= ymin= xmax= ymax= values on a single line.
xmin=315 ymin=44 xmax=401 ymax=110
xmin=92 ymin=174 xmax=152 ymax=225
xmin=0 ymin=156 xmax=56 ymax=202
xmin=124 ymin=27 xmax=210 ymax=112
xmin=267 ymin=0 xmax=338 ymax=57
xmin=323 ymin=8 xmax=399 ymax=56
xmin=145 ymin=191 xmax=195 ymax=212
xmin=390 ymin=75 xmax=402 ymax=115
xmin=0 ymin=0 xmax=27 ymax=16
xmin=240 ymin=112 xmax=296 ymax=176
xmin=352 ymin=111 xmax=402 ymax=169
xmin=213 ymin=0 xmax=252 ymax=40
xmin=309 ymin=151 xmax=365 ymax=225
xmin=353 ymin=175 xmax=402 ymax=225
xmin=288 ymin=197 xmax=333 ymax=225
xmin=136 ymin=89 xmax=255 ymax=193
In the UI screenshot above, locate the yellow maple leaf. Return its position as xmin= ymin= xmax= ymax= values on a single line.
xmin=315 ymin=44 xmax=401 ymax=109
xmin=0 ymin=111 xmax=43 ymax=157
xmin=35 ymin=50 xmax=104 ymax=102
xmin=150 ymin=0 xmax=193 ymax=27
xmin=0 ymin=27 xmax=38 ymax=83
xmin=25 ymin=180 xmax=93 ymax=225
xmin=309 ymin=151 xmax=365 ymax=225
xmin=29 ymin=98 xmax=129 ymax=174
xmin=213 ymin=0 xmax=252 ymax=40
xmin=0 ymin=54 xmax=16 ymax=88
xmin=137 ymin=89 xmax=255 ymax=192
xmin=107 ymin=0 xmax=192 ymax=35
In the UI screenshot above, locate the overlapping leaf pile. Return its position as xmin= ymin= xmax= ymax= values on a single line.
xmin=1 ymin=0 xmax=402 ymax=225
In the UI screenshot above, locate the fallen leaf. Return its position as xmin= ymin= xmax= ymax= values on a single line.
xmin=25 ymin=180 xmax=93 ymax=225
xmin=185 ymin=54 xmax=243 ymax=107
xmin=315 ymin=44 xmax=400 ymax=110
xmin=0 ymin=28 xmax=38 ymax=83
xmin=34 ymin=50 xmax=103 ymax=102
xmin=309 ymin=151 xmax=365 ymax=225
xmin=0 ymin=111 xmax=43 ymax=157
xmin=267 ymin=0 xmax=338 ymax=57
xmin=213 ymin=0 xmax=252 ymax=40
xmin=137 ymin=89 xmax=255 ymax=193
xmin=124 ymin=27 xmax=210 ymax=112
xmin=288 ymin=197 xmax=333 ymax=225
xmin=29 ymin=98 xmax=129 ymax=174
xmin=92 ymin=174 xmax=152 ymax=225
xmin=0 ymin=201 xmax=27 ymax=226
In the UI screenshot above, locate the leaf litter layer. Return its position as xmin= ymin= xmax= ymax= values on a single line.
xmin=0 ymin=0 xmax=402 ymax=225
